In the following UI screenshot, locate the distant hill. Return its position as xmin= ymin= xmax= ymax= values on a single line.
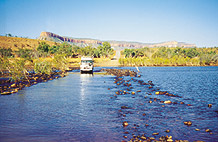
xmin=0 ymin=36 xmax=57 ymax=51
xmin=38 ymin=32 xmax=196 ymax=49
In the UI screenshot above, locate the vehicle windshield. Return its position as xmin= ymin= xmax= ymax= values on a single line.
xmin=81 ymin=60 xmax=93 ymax=64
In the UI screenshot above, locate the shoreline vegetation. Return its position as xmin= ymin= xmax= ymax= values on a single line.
xmin=0 ymin=36 xmax=218 ymax=95
xmin=119 ymin=47 xmax=218 ymax=67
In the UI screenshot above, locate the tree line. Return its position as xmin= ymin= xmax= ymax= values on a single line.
xmin=0 ymin=41 xmax=114 ymax=81
xmin=120 ymin=47 xmax=218 ymax=66
xmin=0 ymin=41 xmax=114 ymax=59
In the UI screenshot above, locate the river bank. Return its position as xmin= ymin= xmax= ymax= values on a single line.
xmin=0 ymin=71 xmax=67 ymax=95
xmin=0 ymin=64 xmax=217 ymax=96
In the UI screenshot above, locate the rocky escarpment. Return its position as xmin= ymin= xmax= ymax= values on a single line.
xmin=39 ymin=32 xmax=103 ymax=45
xmin=39 ymin=32 xmax=196 ymax=48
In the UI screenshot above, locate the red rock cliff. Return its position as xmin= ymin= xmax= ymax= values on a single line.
xmin=40 ymin=32 xmax=103 ymax=45
xmin=39 ymin=32 xmax=196 ymax=48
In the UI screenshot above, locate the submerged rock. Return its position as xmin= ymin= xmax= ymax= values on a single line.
xmin=164 ymin=100 xmax=172 ymax=104
xmin=101 ymin=69 xmax=137 ymax=77
xmin=152 ymin=132 xmax=159 ymax=135
xmin=167 ymin=136 xmax=173 ymax=142
xmin=1 ymin=91 xmax=12 ymax=95
xmin=121 ymin=106 xmax=129 ymax=109
xmin=155 ymin=91 xmax=160 ymax=95
xmin=184 ymin=121 xmax=192 ymax=126
xmin=159 ymin=136 xmax=167 ymax=141
xmin=123 ymin=121 xmax=129 ymax=127
xmin=140 ymin=136 xmax=146 ymax=140
xmin=123 ymin=136 xmax=127 ymax=139
xmin=205 ymin=129 xmax=212 ymax=132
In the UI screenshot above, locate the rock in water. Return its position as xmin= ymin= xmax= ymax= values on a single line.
xmin=164 ymin=100 xmax=172 ymax=104
xmin=152 ymin=132 xmax=159 ymax=135
xmin=167 ymin=136 xmax=173 ymax=142
xmin=123 ymin=121 xmax=128 ymax=127
xmin=184 ymin=121 xmax=192 ymax=126
xmin=155 ymin=91 xmax=160 ymax=95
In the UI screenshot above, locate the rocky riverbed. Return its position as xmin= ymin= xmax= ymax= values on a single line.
xmin=0 ymin=71 xmax=67 ymax=95
xmin=102 ymin=68 xmax=214 ymax=142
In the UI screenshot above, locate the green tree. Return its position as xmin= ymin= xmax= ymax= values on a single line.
xmin=200 ymin=54 xmax=213 ymax=65
xmin=56 ymin=43 xmax=72 ymax=57
xmin=6 ymin=33 xmax=12 ymax=37
xmin=185 ymin=48 xmax=199 ymax=58
xmin=98 ymin=42 xmax=114 ymax=57
xmin=93 ymin=49 xmax=101 ymax=58
xmin=123 ymin=49 xmax=135 ymax=58
xmin=212 ymin=54 xmax=218 ymax=64
xmin=49 ymin=45 xmax=60 ymax=54
xmin=152 ymin=47 xmax=168 ymax=58
xmin=37 ymin=42 xmax=50 ymax=57
xmin=78 ymin=46 xmax=94 ymax=56
xmin=72 ymin=45 xmax=81 ymax=57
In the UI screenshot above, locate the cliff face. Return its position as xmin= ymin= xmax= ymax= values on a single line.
xmin=39 ymin=32 xmax=196 ymax=48
xmin=39 ymin=32 xmax=103 ymax=45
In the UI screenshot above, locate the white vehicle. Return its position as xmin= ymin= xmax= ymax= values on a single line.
xmin=80 ymin=57 xmax=94 ymax=74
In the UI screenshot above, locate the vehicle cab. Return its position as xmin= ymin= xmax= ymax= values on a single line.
xmin=80 ymin=57 xmax=94 ymax=73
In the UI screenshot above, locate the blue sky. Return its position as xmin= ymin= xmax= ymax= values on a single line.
xmin=0 ymin=0 xmax=218 ymax=47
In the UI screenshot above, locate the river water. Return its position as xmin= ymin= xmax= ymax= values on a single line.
xmin=0 ymin=66 xmax=218 ymax=142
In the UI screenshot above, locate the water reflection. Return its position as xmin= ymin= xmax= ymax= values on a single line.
xmin=17 ymin=92 xmax=27 ymax=105
xmin=80 ymin=74 xmax=93 ymax=101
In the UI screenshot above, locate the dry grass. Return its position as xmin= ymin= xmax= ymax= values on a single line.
xmin=67 ymin=58 xmax=81 ymax=67
xmin=0 ymin=36 xmax=58 ymax=51
xmin=0 ymin=36 xmax=121 ymax=67
xmin=67 ymin=58 xmax=120 ymax=67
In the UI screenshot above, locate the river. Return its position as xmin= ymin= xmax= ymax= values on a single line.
xmin=0 ymin=66 xmax=217 ymax=142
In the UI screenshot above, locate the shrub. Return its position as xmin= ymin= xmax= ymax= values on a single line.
xmin=0 ymin=47 xmax=13 ymax=57
xmin=15 ymin=49 xmax=33 ymax=59
xmin=34 ymin=60 xmax=53 ymax=74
